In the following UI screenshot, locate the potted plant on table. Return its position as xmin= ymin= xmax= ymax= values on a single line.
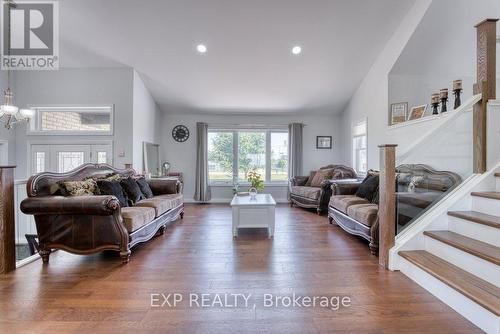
xmin=247 ymin=171 xmax=264 ymax=198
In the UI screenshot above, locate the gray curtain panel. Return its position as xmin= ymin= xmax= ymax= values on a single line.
xmin=288 ymin=123 xmax=304 ymax=178
xmin=194 ymin=122 xmax=212 ymax=202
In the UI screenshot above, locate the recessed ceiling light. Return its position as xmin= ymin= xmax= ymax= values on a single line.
xmin=292 ymin=46 xmax=302 ymax=55
xmin=196 ymin=44 xmax=207 ymax=53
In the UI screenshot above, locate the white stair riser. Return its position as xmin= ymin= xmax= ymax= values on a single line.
xmin=424 ymin=237 xmax=500 ymax=287
xmin=496 ymin=177 xmax=500 ymax=192
xmin=399 ymin=257 xmax=500 ymax=334
xmin=448 ymin=216 xmax=500 ymax=247
xmin=472 ymin=196 xmax=500 ymax=217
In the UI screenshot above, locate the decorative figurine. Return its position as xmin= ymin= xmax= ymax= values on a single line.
xmin=440 ymin=88 xmax=448 ymax=113
xmin=431 ymin=93 xmax=440 ymax=115
xmin=453 ymin=79 xmax=463 ymax=109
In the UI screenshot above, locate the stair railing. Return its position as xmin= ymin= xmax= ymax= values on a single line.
xmin=378 ymin=18 xmax=498 ymax=269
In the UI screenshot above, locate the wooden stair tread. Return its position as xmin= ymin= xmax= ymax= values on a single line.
xmin=399 ymin=250 xmax=500 ymax=316
xmin=495 ymin=173 xmax=500 ymax=177
xmin=424 ymin=230 xmax=500 ymax=265
xmin=448 ymin=211 xmax=500 ymax=229
xmin=471 ymin=191 xmax=500 ymax=200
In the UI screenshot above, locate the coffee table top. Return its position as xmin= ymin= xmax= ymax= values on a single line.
xmin=230 ymin=194 xmax=276 ymax=206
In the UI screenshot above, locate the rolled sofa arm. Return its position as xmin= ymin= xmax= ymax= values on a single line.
xmin=289 ymin=176 xmax=309 ymax=187
xmin=331 ymin=179 xmax=362 ymax=195
xmin=147 ymin=179 xmax=182 ymax=195
xmin=21 ymin=195 xmax=121 ymax=216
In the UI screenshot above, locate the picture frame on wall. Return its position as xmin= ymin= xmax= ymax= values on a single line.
xmin=316 ymin=136 xmax=332 ymax=149
xmin=408 ymin=104 xmax=427 ymax=120
xmin=390 ymin=102 xmax=408 ymax=125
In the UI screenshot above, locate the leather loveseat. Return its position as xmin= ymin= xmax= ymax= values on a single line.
xmin=328 ymin=164 xmax=461 ymax=254
xmin=20 ymin=163 xmax=184 ymax=264
xmin=289 ymin=164 xmax=358 ymax=214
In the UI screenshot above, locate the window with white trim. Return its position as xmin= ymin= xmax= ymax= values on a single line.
xmin=28 ymin=106 xmax=113 ymax=135
xmin=352 ymin=119 xmax=367 ymax=175
xmin=208 ymin=129 xmax=288 ymax=184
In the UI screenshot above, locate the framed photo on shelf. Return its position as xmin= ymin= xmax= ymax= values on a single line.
xmin=408 ymin=104 xmax=427 ymax=120
xmin=316 ymin=136 xmax=332 ymax=149
xmin=390 ymin=102 xmax=408 ymax=125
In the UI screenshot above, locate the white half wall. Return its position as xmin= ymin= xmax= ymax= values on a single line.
xmin=159 ymin=113 xmax=345 ymax=202
xmin=132 ymin=71 xmax=162 ymax=172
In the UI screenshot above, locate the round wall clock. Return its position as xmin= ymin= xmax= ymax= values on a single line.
xmin=172 ymin=125 xmax=190 ymax=142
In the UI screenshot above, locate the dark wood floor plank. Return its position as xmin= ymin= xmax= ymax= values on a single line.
xmin=0 ymin=204 xmax=481 ymax=333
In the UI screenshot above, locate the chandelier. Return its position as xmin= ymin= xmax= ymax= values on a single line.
xmin=0 ymin=0 xmax=34 ymax=129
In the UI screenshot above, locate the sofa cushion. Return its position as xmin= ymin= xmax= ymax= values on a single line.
xmin=305 ymin=171 xmax=316 ymax=187
xmin=347 ymin=204 xmax=379 ymax=227
xmin=291 ymin=186 xmax=321 ymax=200
xmin=355 ymin=174 xmax=379 ymax=202
xmin=136 ymin=177 xmax=154 ymax=199
xmin=135 ymin=193 xmax=183 ymax=217
xmin=121 ymin=207 xmax=156 ymax=233
xmin=310 ymin=168 xmax=334 ymax=187
xmin=329 ymin=195 xmax=370 ymax=214
xmin=96 ymin=180 xmax=129 ymax=207
xmin=121 ymin=176 xmax=145 ymax=204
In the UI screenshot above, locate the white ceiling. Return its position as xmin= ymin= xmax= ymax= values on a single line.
xmin=391 ymin=0 xmax=500 ymax=77
xmin=59 ymin=0 xmax=415 ymax=114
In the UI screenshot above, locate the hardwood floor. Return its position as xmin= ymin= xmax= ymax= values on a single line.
xmin=0 ymin=204 xmax=481 ymax=333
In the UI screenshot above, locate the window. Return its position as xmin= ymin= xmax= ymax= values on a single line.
xmin=208 ymin=129 xmax=288 ymax=184
xmin=57 ymin=152 xmax=85 ymax=173
xmin=35 ymin=152 xmax=45 ymax=173
xmin=28 ymin=106 xmax=113 ymax=135
xmin=352 ymin=119 xmax=367 ymax=175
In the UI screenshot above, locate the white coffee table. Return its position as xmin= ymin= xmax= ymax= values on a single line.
xmin=230 ymin=194 xmax=276 ymax=237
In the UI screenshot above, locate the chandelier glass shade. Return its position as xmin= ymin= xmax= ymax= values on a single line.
xmin=0 ymin=88 xmax=34 ymax=129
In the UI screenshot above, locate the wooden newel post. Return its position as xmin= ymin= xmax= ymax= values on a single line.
xmin=473 ymin=18 xmax=498 ymax=173
xmin=378 ymin=145 xmax=397 ymax=269
xmin=0 ymin=166 xmax=16 ymax=274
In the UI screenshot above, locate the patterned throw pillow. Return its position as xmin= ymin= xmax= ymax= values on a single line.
xmin=310 ymin=168 xmax=334 ymax=187
xmin=408 ymin=176 xmax=425 ymax=193
xmin=58 ymin=179 xmax=98 ymax=196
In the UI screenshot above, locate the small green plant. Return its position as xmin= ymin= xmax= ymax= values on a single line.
xmin=247 ymin=170 xmax=264 ymax=191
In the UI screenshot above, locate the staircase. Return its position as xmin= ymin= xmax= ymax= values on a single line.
xmin=398 ymin=172 xmax=500 ymax=334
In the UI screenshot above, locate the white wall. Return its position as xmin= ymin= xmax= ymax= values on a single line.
xmin=0 ymin=74 xmax=16 ymax=165
xmin=160 ymin=113 xmax=344 ymax=202
xmin=132 ymin=71 xmax=161 ymax=172
xmin=13 ymin=68 xmax=134 ymax=179
xmin=340 ymin=0 xmax=432 ymax=169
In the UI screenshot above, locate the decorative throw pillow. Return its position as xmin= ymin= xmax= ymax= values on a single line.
xmin=408 ymin=176 xmax=425 ymax=193
xmin=310 ymin=168 xmax=334 ymax=187
xmin=120 ymin=176 xmax=145 ymax=204
xmin=58 ymin=179 xmax=98 ymax=196
xmin=136 ymin=177 xmax=154 ymax=199
xmin=355 ymin=174 xmax=379 ymax=202
xmin=305 ymin=171 xmax=317 ymax=187
xmin=97 ymin=180 xmax=128 ymax=207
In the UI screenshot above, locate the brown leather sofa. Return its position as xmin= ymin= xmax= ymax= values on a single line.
xmin=289 ymin=164 xmax=358 ymax=214
xmin=328 ymin=164 xmax=461 ymax=254
xmin=20 ymin=164 xmax=184 ymax=264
